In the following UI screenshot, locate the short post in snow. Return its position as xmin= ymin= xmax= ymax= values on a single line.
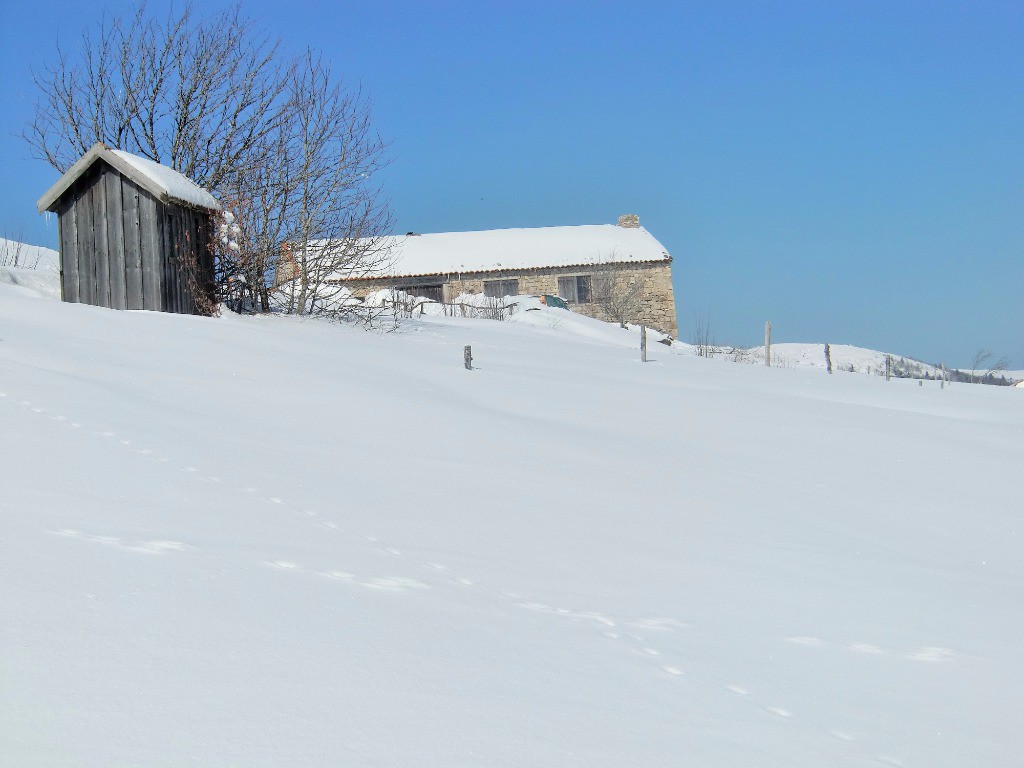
xmin=640 ymin=324 xmax=648 ymax=363
xmin=940 ymin=363 xmax=946 ymax=389
xmin=885 ymin=355 xmax=891 ymax=382
xmin=764 ymin=321 xmax=772 ymax=367
xmin=824 ymin=343 xmax=832 ymax=374
xmin=464 ymin=345 xmax=473 ymax=371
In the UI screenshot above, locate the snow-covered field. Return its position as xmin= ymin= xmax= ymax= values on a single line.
xmin=2 ymin=266 xmax=1022 ymax=767
xmin=0 ymin=236 xmax=58 ymax=272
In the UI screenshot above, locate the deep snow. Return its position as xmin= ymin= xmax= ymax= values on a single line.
xmin=2 ymin=268 xmax=1022 ymax=767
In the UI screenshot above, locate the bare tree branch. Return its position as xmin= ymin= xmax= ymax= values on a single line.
xmin=24 ymin=3 xmax=393 ymax=319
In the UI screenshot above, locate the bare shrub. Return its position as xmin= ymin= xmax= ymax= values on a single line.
xmin=692 ymin=311 xmax=715 ymax=357
xmin=0 ymin=227 xmax=45 ymax=269
xmin=592 ymin=260 xmax=644 ymax=328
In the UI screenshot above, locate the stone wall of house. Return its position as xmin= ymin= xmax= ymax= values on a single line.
xmin=345 ymin=260 xmax=678 ymax=337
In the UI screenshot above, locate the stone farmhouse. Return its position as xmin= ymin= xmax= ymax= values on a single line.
xmin=292 ymin=215 xmax=678 ymax=336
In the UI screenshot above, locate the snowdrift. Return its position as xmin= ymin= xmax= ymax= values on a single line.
xmin=2 ymin=275 xmax=1022 ymax=767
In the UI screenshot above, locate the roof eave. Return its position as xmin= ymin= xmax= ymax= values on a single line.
xmin=335 ymin=256 xmax=672 ymax=281
xmin=36 ymin=142 xmax=212 ymax=214
xmin=36 ymin=143 xmax=110 ymax=213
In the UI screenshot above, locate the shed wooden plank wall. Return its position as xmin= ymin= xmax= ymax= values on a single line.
xmin=55 ymin=161 xmax=213 ymax=314
xmin=122 ymin=178 xmax=144 ymax=309
xmin=76 ymin=175 xmax=95 ymax=306
xmin=104 ymin=172 xmax=126 ymax=310
xmin=58 ymin=200 xmax=79 ymax=302
xmin=139 ymin=190 xmax=163 ymax=309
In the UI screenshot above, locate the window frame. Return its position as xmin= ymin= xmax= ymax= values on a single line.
xmin=483 ymin=279 xmax=519 ymax=299
xmin=557 ymin=274 xmax=593 ymax=304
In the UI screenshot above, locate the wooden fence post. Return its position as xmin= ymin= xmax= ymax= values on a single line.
xmin=886 ymin=355 xmax=891 ymax=382
xmin=464 ymin=345 xmax=472 ymax=370
xmin=764 ymin=321 xmax=772 ymax=367
xmin=641 ymin=324 xmax=648 ymax=363
xmin=824 ymin=343 xmax=832 ymax=374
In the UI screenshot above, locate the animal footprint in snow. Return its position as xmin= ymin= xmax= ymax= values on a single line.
xmin=359 ymin=577 xmax=430 ymax=591
xmin=519 ymin=601 xmax=556 ymax=613
xmin=907 ymin=646 xmax=955 ymax=662
xmin=571 ymin=611 xmax=616 ymax=627
xmin=828 ymin=730 xmax=856 ymax=742
xmin=53 ymin=529 xmax=185 ymax=554
xmin=847 ymin=642 xmax=886 ymax=655
xmin=628 ymin=617 xmax=686 ymax=631
xmin=787 ymin=636 xmax=823 ymax=647
xmin=123 ymin=540 xmax=186 ymax=553
xmin=323 ymin=570 xmax=356 ymax=581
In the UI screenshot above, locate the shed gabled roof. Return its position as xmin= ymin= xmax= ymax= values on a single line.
xmin=37 ymin=142 xmax=221 ymax=213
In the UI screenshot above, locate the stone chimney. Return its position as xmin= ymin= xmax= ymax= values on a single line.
xmin=618 ymin=213 xmax=640 ymax=228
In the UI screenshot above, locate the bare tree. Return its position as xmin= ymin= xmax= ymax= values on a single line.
xmin=969 ymin=348 xmax=1010 ymax=384
xmin=258 ymin=51 xmax=394 ymax=319
xmin=24 ymin=3 xmax=291 ymax=190
xmin=591 ymin=260 xmax=644 ymax=328
xmin=24 ymin=3 xmax=393 ymax=318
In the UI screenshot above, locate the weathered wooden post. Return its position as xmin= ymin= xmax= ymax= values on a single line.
xmin=886 ymin=355 xmax=891 ymax=382
xmin=641 ymin=324 xmax=648 ymax=363
xmin=464 ymin=345 xmax=473 ymax=370
xmin=764 ymin=321 xmax=772 ymax=367
xmin=824 ymin=343 xmax=832 ymax=374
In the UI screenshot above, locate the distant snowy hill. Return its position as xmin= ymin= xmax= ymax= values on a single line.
xmin=2 ymin=270 xmax=1022 ymax=767
xmin=733 ymin=342 xmax=944 ymax=377
xmin=0 ymin=236 xmax=58 ymax=271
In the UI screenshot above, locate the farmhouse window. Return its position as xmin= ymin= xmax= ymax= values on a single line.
xmin=558 ymin=275 xmax=592 ymax=303
xmin=483 ymin=279 xmax=519 ymax=298
xmin=401 ymin=284 xmax=444 ymax=303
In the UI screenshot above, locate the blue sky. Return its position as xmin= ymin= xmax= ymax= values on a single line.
xmin=2 ymin=1 xmax=1021 ymax=367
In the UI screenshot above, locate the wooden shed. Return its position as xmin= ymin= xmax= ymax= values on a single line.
xmin=37 ymin=143 xmax=220 ymax=314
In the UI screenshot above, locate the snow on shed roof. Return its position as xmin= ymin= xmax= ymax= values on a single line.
xmin=37 ymin=143 xmax=221 ymax=213
xmin=343 ymin=224 xmax=671 ymax=279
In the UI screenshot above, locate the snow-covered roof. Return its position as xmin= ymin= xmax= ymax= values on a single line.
xmin=341 ymin=224 xmax=671 ymax=279
xmin=37 ymin=143 xmax=221 ymax=213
